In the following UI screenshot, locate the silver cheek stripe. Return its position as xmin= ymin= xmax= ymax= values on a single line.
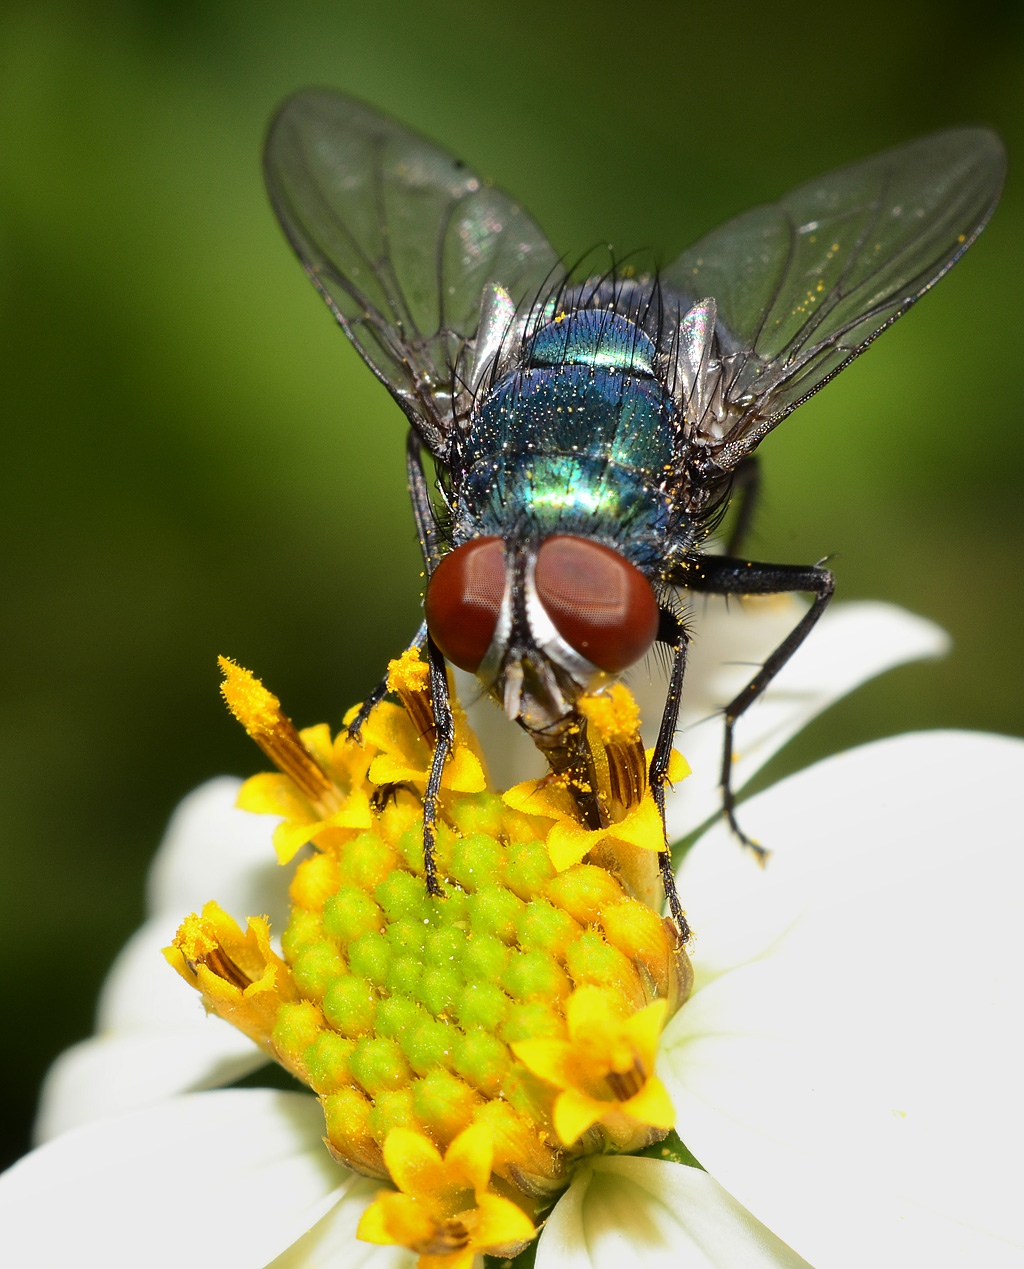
xmin=475 ymin=551 xmax=608 ymax=726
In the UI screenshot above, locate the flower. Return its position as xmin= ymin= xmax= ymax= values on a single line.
xmin=6 ymin=598 xmax=1021 ymax=1268
xmin=356 ymin=1124 xmax=536 ymax=1267
xmin=511 ymin=987 xmax=675 ymax=1147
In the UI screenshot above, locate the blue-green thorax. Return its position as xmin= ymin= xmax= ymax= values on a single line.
xmin=456 ymin=309 xmax=679 ymax=571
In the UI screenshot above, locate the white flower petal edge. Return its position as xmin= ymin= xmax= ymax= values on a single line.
xmin=266 ymin=1179 xmax=416 ymax=1269
xmin=536 ymin=1155 xmax=810 ymax=1268
xmin=3 ymin=1091 xmax=408 ymax=1269
xmin=32 ymin=1025 xmax=264 ymax=1144
xmin=657 ymin=599 xmax=949 ymax=841
xmin=663 ymin=731 xmax=1024 ymax=1269
xmin=0 ymin=1090 xmax=398 ymax=1269
xmin=147 ymin=777 xmax=290 ymax=924
xmin=33 ymin=783 xmax=278 ymax=1142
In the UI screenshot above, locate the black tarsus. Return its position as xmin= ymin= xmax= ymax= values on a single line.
xmin=649 ymin=608 xmax=692 ymax=944
xmin=423 ymin=634 xmax=455 ymax=896
xmin=345 ymin=621 xmax=428 ymax=742
xmin=674 ymin=554 xmax=835 ymax=856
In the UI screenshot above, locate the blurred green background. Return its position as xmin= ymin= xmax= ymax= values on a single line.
xmin=1 ymin=0 xmax=1021 ymax=1170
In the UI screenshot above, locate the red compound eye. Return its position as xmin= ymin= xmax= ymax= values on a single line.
xmin=424 ymin=537 xmax=506 ymax=672
xmin=534 ymin=536 xmax=659 ymax=673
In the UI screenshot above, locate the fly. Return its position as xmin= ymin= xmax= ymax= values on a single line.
xmin=264 ymin=91 xmax=1005 ymax=940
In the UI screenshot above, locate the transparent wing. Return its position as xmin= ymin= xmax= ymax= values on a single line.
xmin=661 ymin=128 xmax=1005 ymax=462
xmin=264 ymin=89 xmax=562 ymax=454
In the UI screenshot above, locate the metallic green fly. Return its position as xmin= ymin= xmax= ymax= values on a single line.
xmin=264 ymin=91 xmax=1004 ymax=938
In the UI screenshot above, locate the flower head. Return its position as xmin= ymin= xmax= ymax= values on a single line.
xmin=167 ymin=650 xmax=691 ymax=1261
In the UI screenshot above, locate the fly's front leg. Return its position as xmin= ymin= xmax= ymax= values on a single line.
xmin=406 ymin=429 xmax=443 ymax=573
xmin=422 ymin=633 xmax=455 ymax=896
xmin=649 ymin=609 xmax=691 ymax=945
xmin=409 ymin=430 xmax=458 ymax=893
xmin=686 ymin=554 xmax=835 ymax=856
xmin=347 ymin=431 xmax=440 ymax=743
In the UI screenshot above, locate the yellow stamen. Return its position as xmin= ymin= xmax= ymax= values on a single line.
xmin=580 ymin=683 xmax=647 ymax=816
xmin=512 ymin=986 xmax=674 ymax=1149
xmin=165 ymin=903 xmax=298 ymax=1054
xmin=219 ymin=657 xmax=337 ymax=812
xmin=358 ymin=1125 xmax=537 ymax=1269
xmin=387 ymin=648 xmax=436 ymax=745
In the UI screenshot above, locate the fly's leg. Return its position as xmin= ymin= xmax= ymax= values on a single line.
xmin=725 ymin=456 xmax=760 ymax=557
xmin=649 ymin=608 xmax=691 ymax=944
xmin=406 ymin=429 xmax=443 ymax=572
xmin=684 ymin=555 xmax=835 ymax=855
xmin=353 ymin=623 xmax=452 ymax=894
xmin=347 ymin=430 xmax=441 ymax=742
xmin=407 ymin=428 xmax=456 ymax=892
xmin=339 ymin=431 xmax=452 ymax=893
xmin=422 ymin=633 xmax=455 ymax=896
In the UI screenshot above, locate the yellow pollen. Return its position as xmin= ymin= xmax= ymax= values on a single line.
xmin=580 ymin=685 xmax=649 ymax=829
xmin=580 ymin=683 xmax=641 ymax=744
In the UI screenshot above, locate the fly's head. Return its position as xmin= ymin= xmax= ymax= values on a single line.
xmin=423 ymin=533 xmax=660 ymax=740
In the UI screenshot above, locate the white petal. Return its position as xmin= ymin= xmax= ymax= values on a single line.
xmin=33 ymin=1026 xmax=264 ymax=1143
xmin=146 ymin=777 xmax=290 ymax=924
xmin=536 ymin=1156 xmax=809 ymax=1268
xmin=267 ymin=1176 xmax=415 ymax=1268
xmin=663 ymin=731 xmax=1024 ymax=1267
xmin=656 ymin=600 xmax=949 ymax=841
xmin=1 ymin=1090 xmax=350 ymax=1269
xmin=35 ymin=909 xmax=269 ymax=1142
xmin=677 ymin=729 xmax=1024 ymax=981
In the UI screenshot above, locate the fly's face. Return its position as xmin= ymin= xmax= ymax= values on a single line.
xmin=423 ymin=533 xmax=660 ymax=736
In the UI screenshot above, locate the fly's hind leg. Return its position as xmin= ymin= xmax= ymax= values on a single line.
xmin=683 ymin=554 xmax=835 ymax=855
